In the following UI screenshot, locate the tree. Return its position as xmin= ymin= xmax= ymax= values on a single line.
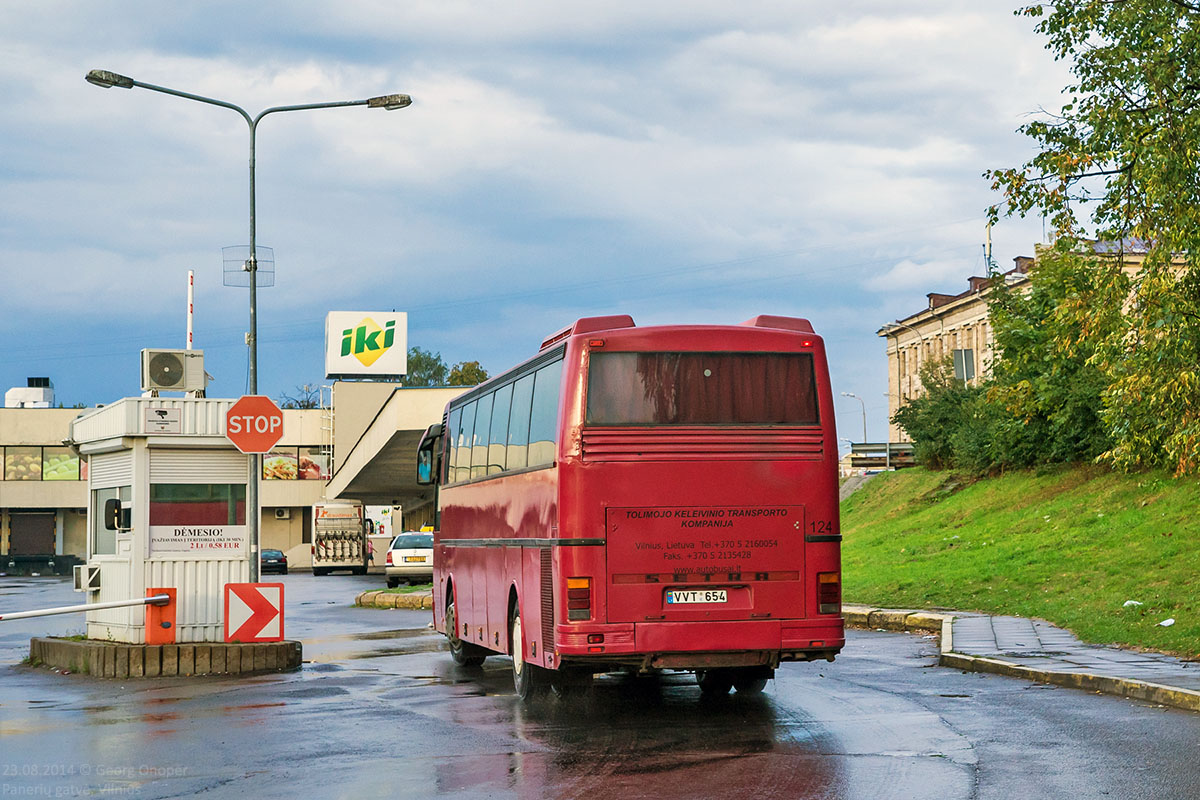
xmin=279 ymin=384 xmax=321 ymax=409
xmin=987 ymin=1 xmax=1200 ymax=474
xmin=986 ymin=241 xmax=1125 ymax=466
xmin=405 ymin=347 xmax=448 ymax=387
xmin=891 ymin=358 xmax=986 ymax=471
xmin=448 ymin=361 xmax=489 ymax=386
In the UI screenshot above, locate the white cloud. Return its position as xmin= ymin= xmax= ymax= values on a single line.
xmin=0 ymin=0 xmax=1072 ymax=423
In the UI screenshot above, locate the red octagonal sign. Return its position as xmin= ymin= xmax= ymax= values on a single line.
xmin=225 ymin=395 xmax=285 ymax=454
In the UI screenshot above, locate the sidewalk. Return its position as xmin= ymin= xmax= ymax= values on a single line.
xmin=845 ymin=604 xmax=1200 ymax=713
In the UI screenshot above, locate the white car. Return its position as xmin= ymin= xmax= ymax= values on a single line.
xmin=385 ymin=532 xmax=434 ymax=588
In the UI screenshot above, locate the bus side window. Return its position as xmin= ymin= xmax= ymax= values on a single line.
xmin=488 ymin=383 xmax=513 ymax=475
xmin=507 ymin=374 xmax=534 ymax=470
xmin=445 ymin=407 xmax=462 ymax=484
xmin=471 ymin=394 xmax=494 ymax=479
xmin=456 ymin=400 xmax=477 ymax=483
xmin=528 ymin=360 xmax=564 ymax=467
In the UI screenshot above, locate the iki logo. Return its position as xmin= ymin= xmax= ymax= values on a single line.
xmin=341 ymin=318 xmax=396 ymax=367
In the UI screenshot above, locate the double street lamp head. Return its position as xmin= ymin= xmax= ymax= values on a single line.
xmin=86 ymin=70 xmax=413 ymax=114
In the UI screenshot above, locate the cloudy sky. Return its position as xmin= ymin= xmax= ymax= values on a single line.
xmin=0 ymin=1 xmax=1068 ymax=441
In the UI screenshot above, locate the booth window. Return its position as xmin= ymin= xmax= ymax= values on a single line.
xmin=150 ymin=484 xmax=247 ymax=526
xmin=91 ymin=486 xmax=130 ymax=556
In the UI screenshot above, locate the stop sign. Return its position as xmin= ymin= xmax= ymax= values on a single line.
xmin=225 ymin=396 xmax=285 ymax=454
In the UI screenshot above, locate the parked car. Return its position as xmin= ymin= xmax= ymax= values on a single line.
xmin=260 ymin=549 xmax=288 ymax=575
xmin=385 ymin=532 xmax=434 ymax=587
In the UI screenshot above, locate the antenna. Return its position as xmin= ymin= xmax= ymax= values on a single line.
xmin=187 ymin=270 xmax=195 ymax=350
xmin=985 ymin=220 xmax=995 ymax=272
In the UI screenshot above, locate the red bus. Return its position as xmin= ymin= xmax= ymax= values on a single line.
xmin=416 ymin=314 xmax=844 ymax=699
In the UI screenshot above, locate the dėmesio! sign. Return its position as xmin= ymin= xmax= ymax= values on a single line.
xmin=324 ymin=311 xmax=408 ymax=379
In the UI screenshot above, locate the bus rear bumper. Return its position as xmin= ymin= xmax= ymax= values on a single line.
xmin=555 ymin=618 xmax=844 ymax=669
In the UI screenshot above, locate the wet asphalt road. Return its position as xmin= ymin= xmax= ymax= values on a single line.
xmin=1 ymin=574 xmax=1198 ymax=799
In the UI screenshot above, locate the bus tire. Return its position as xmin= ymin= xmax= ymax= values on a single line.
xmin=446 ymin=593 xmax=486 ymax=667
xmin=509 ymin=604 xmax=548 ymax=700
xmin=732 ymin=666 xmax=772 ymax=695
xmin=696 ymin=668 xmax=734 ymax=696
xmin=550 ymin=668 xmax=593 ymax=699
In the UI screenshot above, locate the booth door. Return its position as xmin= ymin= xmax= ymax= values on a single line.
xmin=10 ymin=513 xmax=55 ymax=555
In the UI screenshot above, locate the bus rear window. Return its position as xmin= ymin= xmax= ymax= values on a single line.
xmin=586 ymin=352 xmax=818 ymax=426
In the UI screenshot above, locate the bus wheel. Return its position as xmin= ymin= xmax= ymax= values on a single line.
xmin=509 ymin=604 xmax=548 ymax=700
xmin=551 ymin=668 xmax=593 ymax=699
xmin=695 ymin=668 xmax=734 ymax=696
xmin=446 ymin=594 xmax=485 ymax=667
xmin=732 ymin=666 xmax=772 ymax=695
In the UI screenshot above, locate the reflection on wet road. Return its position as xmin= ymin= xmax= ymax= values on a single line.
xmin=2 ymin=574 xmax=1198 ymax=799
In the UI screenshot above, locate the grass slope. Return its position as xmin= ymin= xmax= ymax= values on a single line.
xmin=840 ymin=466 xmax=1199 ymax=658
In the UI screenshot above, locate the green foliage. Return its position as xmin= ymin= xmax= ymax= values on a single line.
xmin=891 ymin=358 xmax=986 ymax=471
xmin=406 ymin=349 xmax=490 ymax=388
xmin=987 ymin=240 xmax=1124 ymax=465
xmin=987 ymin=1 xmax=1200 ymax=474
xmin=405 ymin=347 xmax=448 ymax=387
xmin=841 ymin=466 xmax=1200 ymax=659
xmin=448 ymin=360 xmax=489 ymax=386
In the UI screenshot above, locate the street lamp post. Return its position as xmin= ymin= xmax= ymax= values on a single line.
xmin=87 ymin=69 xmax=412 ymax=581
xmin=840 ymin=391 xmax=867 ymax=443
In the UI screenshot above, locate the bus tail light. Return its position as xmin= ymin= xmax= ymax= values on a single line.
xmin=817 ymin=572 xmax=840 ymax=614
xmin=567 ymin=577 xmax=591 ymax=621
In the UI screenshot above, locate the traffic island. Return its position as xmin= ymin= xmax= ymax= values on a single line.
xmin=27 ymin=637 xmax=302 ymax=679
xmin=355 ymin=590 xmax=433 ymax=610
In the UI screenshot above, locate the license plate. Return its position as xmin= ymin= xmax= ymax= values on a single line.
xmin=403 ymin=556 xmax=427 ymax=563
xmin=666 ymin=589 xmax=727 ymax=604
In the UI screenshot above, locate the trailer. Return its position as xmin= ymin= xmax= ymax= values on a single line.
xmin=311 ymin=502 xmax=367 ymax=576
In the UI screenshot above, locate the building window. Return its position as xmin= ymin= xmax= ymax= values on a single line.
xmin=149 ymin=484 xmax=247 ymax=526
xmin=953 ymin=349 xmax=976 ymax=382
xmin=91 ymin=486 xmax=130 ymax=556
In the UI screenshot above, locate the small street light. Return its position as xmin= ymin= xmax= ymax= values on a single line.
xmin=840 ymin=391 xmax=867 ymax=443
xmin=88 ymin=68 xmax=412 ymax=580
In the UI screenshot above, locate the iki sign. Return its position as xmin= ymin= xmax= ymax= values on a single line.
xmin=325 ymin=311 xmax=407 ymax=379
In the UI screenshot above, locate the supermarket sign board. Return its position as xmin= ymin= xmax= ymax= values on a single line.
xmin=324 ymin=312 xmax=407 ymax=379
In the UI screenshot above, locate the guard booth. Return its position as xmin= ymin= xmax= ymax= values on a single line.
xmin=69 ymin=398 xmax=251 ymax=643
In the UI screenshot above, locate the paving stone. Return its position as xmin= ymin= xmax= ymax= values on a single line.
xmin=178 ymin=645 xmax=195 ymax=676
xmin=195 ymin=646 xmax=212 ymax=675
xmin=210 ymin=646 xmax=227 ymax=674
xmin=114 ymin=646 xmax=130 ymax=679
xmin=145 ymin=646 xmax=161 ymax=677
xmin=161 ymin=645 xmax=179 ymax=676
xmin=129 ymin=647 xmax=145 ymax=678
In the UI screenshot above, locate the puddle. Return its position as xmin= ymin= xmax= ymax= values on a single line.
xmin=302 ymin=628 xmax=434 ymax=644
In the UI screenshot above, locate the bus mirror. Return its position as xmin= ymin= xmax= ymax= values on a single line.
xmin=417 ymin=423 xmax=442 ymax=485
xmin=103 ymin=498 xmax=130 ymax=531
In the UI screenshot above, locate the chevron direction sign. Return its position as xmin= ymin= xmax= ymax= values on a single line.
xmin=224 ymin=582 xmax=285 ymax=643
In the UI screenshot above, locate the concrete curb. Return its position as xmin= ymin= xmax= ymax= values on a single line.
xmin=27 ymin=637 xmax=302 ymax=679
xmin=843 ymin=604 xmax=1200 ymax=713
xmin=356 ymin=590 xmax=433 ymax=610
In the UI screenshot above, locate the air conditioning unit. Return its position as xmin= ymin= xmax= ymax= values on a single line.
xmin=274 ymin=508 xmax=291 ymax=520
xmin=141 ymin=349 xmax=207 ymax=393
xmin=73 ymin=564 xmax=101 ymax=593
